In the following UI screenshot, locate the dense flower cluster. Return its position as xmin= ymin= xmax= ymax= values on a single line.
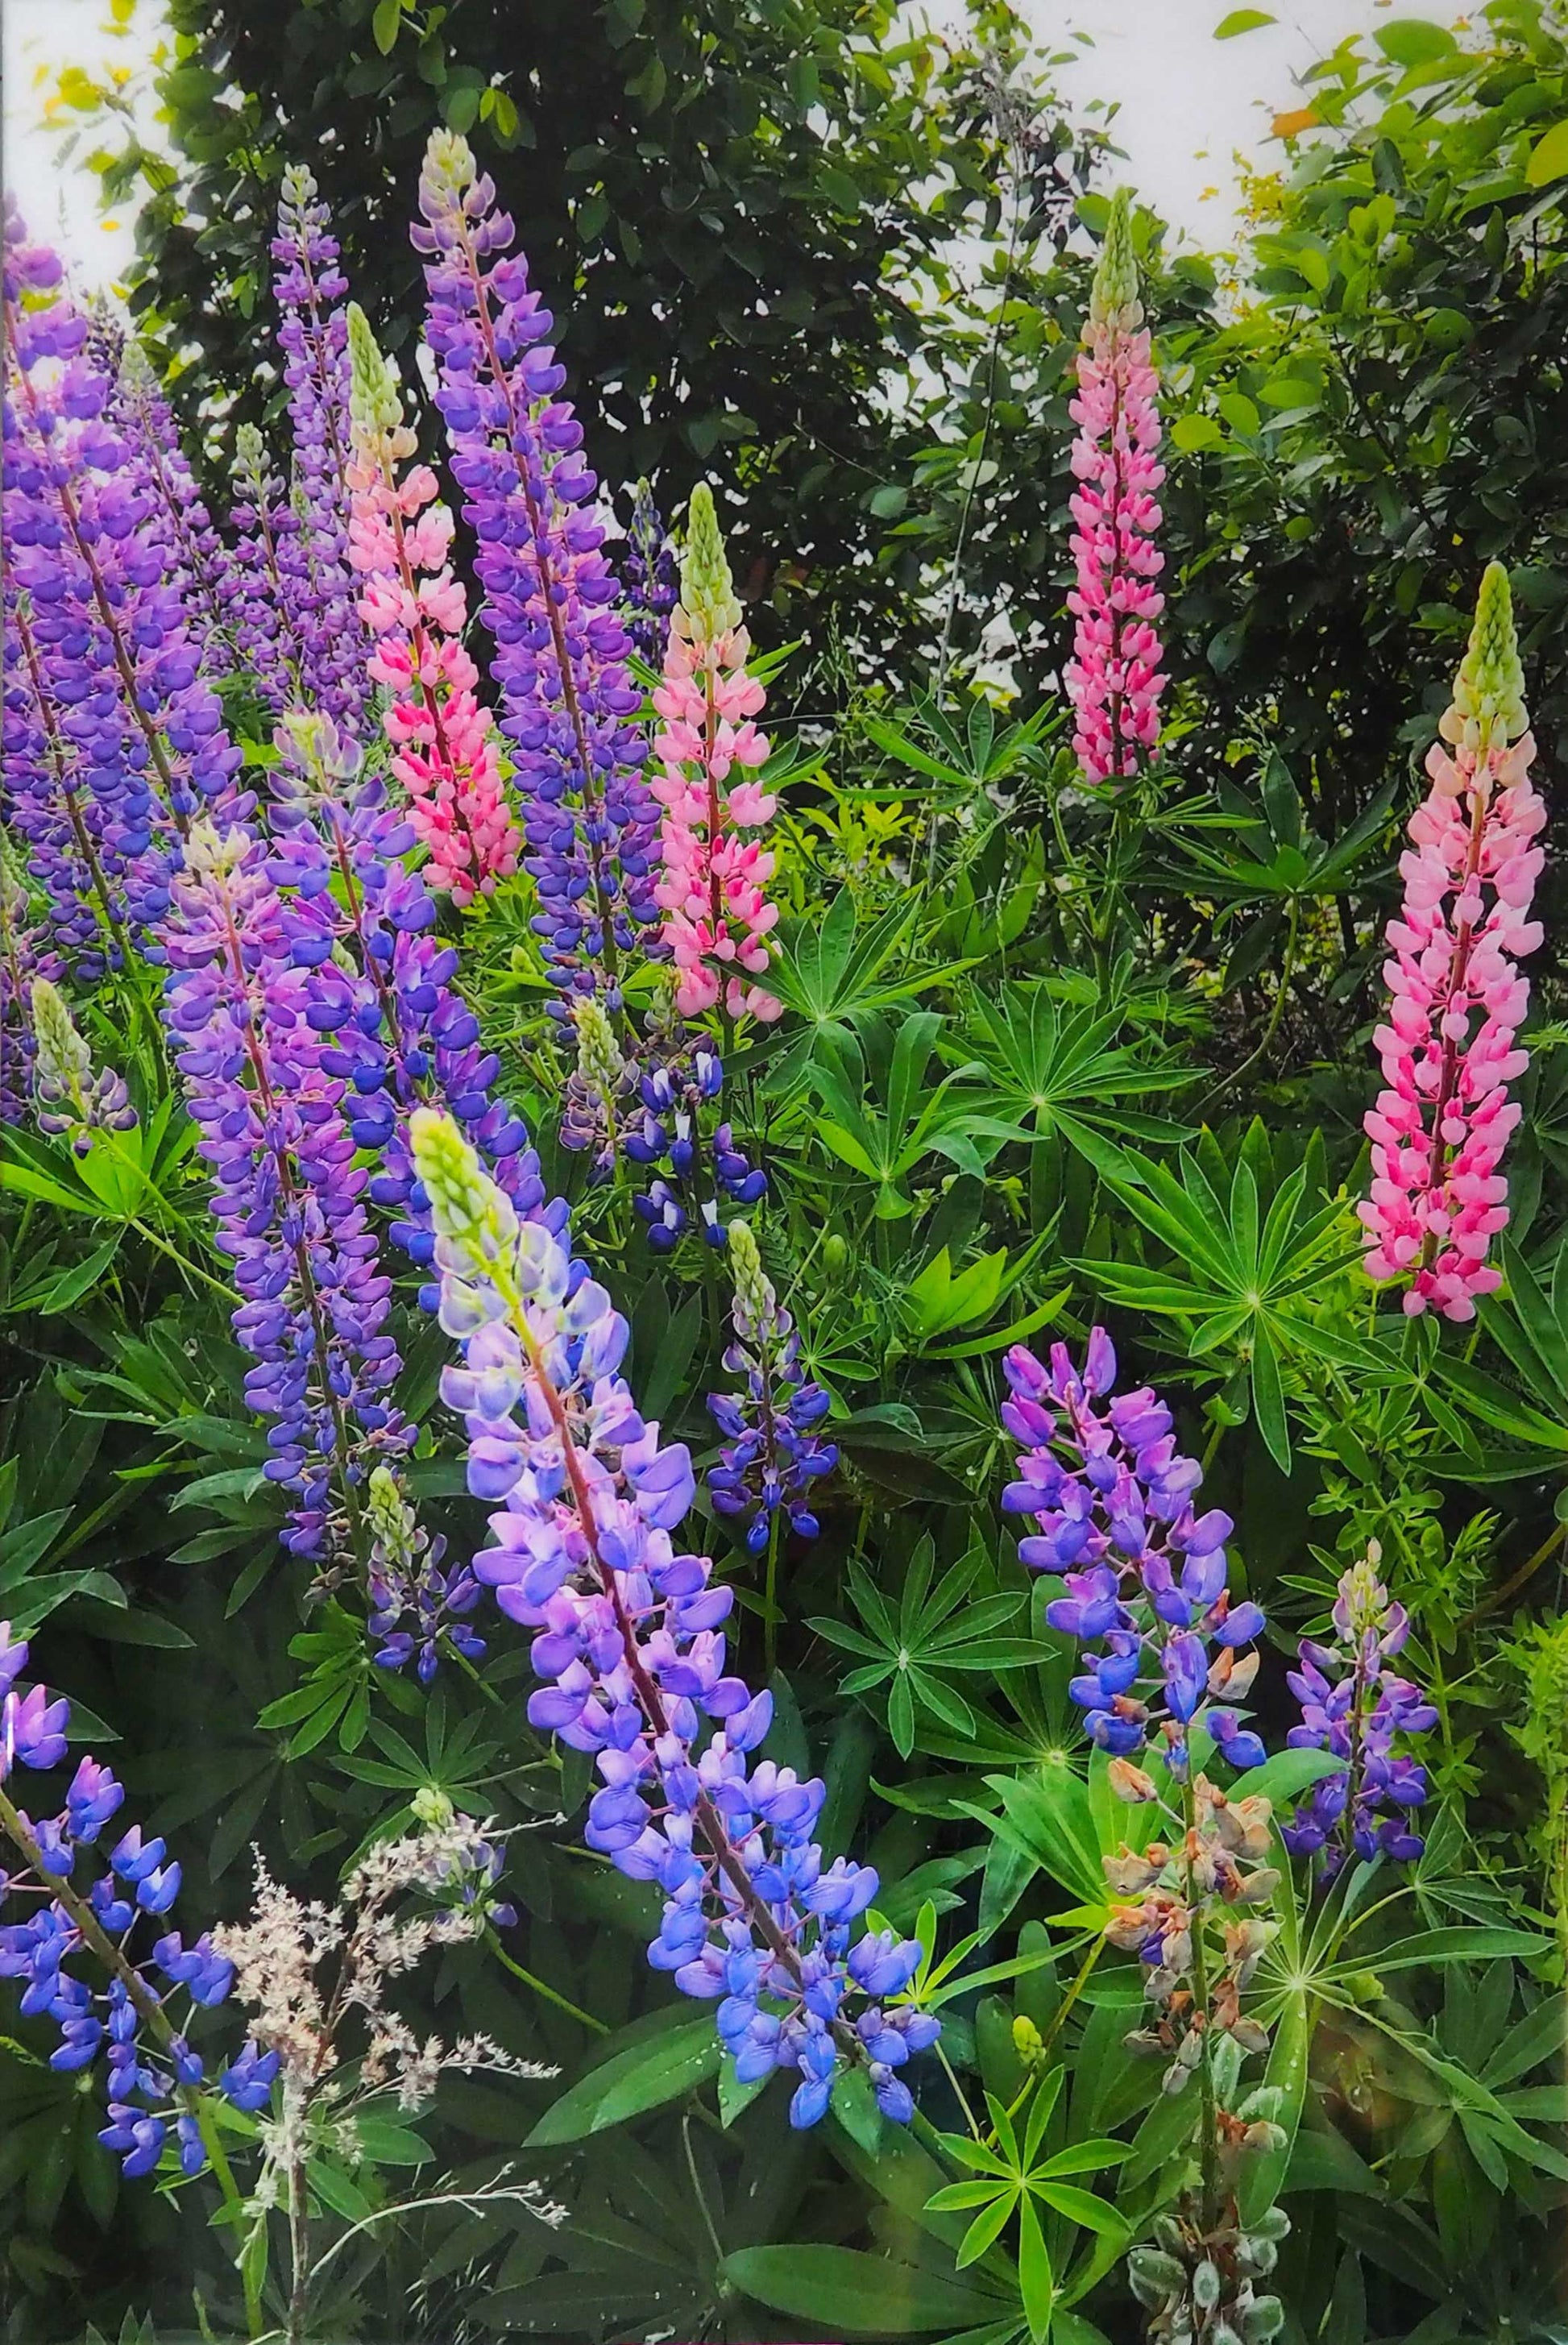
xmin=622 ymin=477 xmax=678 ymax=666
xmin=626 ymin=1033 xmax=766 ymax=1251
xmin=651 ymin=486 xmax=782 ymax=1023
xmin=1282 ymin=1546 xmax=1434 ymax=1874
xmin=112 ymin=342 xmax=231 ymax=678
xmin=29 ymin=976 xmax=138 ymax=1155
xmin=412 ymin=1107 xmax=935 ymax=2126
xmin=559 ymin=995 xmax=638 ymax=1179
xmin=0 ymin=851 xmax=60 ymax=1123
xmin=1359 ymin=562 xmax=1545 ymax=1321
xmin=708 ymin=1222 xmax=837 ymax=1552
xmin=345 ymin=302 xmax=519 ymax=903
xmin=160 ymin=820 xmax=411 ymax=1556
xmin=220 ymin=423 xmax=305 ymax=717
xmin=268 ymin=166 xmax=372 ymax=731
xmin=1064 ymin=189 xmax=1167 ymax=787
xmin=365 ymin=1465 xmax=487 ymax=1683
xmin=1001 ymin=1331 xmax=1265 ymax=1772
xmin=414 ymin=131 xmax=661 ymax=1006
xmin=264 ymin=709 xmax=560 ymax=1296
xmin=0 ymin=1624 xmax=278 ymax=2178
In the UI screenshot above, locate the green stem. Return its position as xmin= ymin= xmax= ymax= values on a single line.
xmin=1180 ymin=1772 xmax=1223 ymax=2232
xmin=484 ymin=1928 xmax=608 ymax=2034
xmin=763 ymin=1505 xmax=783 ymax=1685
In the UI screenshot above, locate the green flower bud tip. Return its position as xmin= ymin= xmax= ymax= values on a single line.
xmin=30 ymin=978 xmax=91 ymax=1095
xmin=346 ymin=301 xmax=403 ymax=438
xmin=681 ymin=484 xmax=742 ymax=641
xmin=1011 ymin=2013 xmax=1043 ymax=2067
xmin=118 ymin=340 xmax=156 ymax=397
xmin=281 ymin=162 xmax=320 ymax=208
xmin=409 ymin=1106 xmax=516 ymax=1268
xmin=233 ymin=421 xmax=265 ymax=481
xmin=412 ymin=1784 xmax=456 ymax=1828
xmin=1089 ymin=188 xmax=1141 ymax=328
xmin=1453 ymin=559 xmax=1527 ymax=748
xmin=367 ymin=1466 xmax=417 ymax=1568
xmin=424 ymin=128 xmax=477 ymax=199
xmin=573 ymin=998 xmax=624 ymax=1094
xmin=727 ymin=1218 xmax=774 ymax=1322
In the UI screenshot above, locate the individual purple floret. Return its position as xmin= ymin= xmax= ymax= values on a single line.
xmin=412 ymin=1108 xmax=935 ymax=2128
xmin=159 ymin=820 xmax=412 ymax=1558
xmin=365 ymin=1466 xmax=486 ymax=1683
xmin=268 ymin=165 xmax=373 ymax=731
xmin=625 ymin=1035 xmax=767 ymax=1251
xmin=708 ymin=1222 xmax=837 ymax=1553
xmin=623 ymin=478 xmax=678 ymax=668
xmin=0 ymin=1621 xmax=276 ymax=2177
xmin=413 ymin=130 xmax=662 ymax=1011
xmin=1281 ymin=1545 xmax=1435 ymax=1876
xmin=1000 ymin=1332 xmax=1267 ymax=1774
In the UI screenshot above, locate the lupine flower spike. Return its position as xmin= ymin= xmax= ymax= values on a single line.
xmin=652 ymin=485 xmax=783 ymax=1023
xmin=29 ymin=978 xmax=138 ymax=1156
xmin=1359 ymin=562 xmax=1545 ymax=1319
xmin=1282 ymin=1545 xmax=1434 ymax=1875
xmin=1064 ymin=189 xmax=1168 ymax=787
xmin=344 ymin=302 xmax=520 ymax=903
xmin=411 ymin=1108 xmax=935 ymax=2126
xmin=413 ymin=132 xmax=661 ymax=1006
xmin=709 ymin=1222 xmax=837 ymax=1554
xmin=1 ymin=1623 xmax=273 ymax=2177
xmin=623 ymin=478 xmax=678 ymax=666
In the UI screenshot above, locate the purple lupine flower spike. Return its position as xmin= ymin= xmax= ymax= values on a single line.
xmin=625 ymin=1029 xmax=766 ymax=1251
xmin=623 ymin=477 xmax=678 ymax=667
xmin=365 ymin=1466 xmax=486 ymax=1683
xmin=412 ymin=1109 xmax=936 ymax=2127
xmin=113 ymin=342 xmax=232 ymax=679
xmin=1281 ymin=1544 xmax=1435 ymax=1876
xmin=159 ymin=820 xmax=412 ymax=1558
xmin=1000 ymin=1331 xmax=1267 ymax=1773
xmin=709 ymin=1222 xmax=837 ymax=1552
xmin=413 ymin=131 xmax=662 ymax=1011
xmin=268 ymin=165 xmax=374 ymax=731
xmin=264 ymin=711 xmax=566 ymax=1302
xmin=220 ymin=423 xmax=305 ymax=717
xmin=1 ymin=1621 xmax=275 ymax=2177
xmin=0 ymin=845 xmax=63 ymax=1121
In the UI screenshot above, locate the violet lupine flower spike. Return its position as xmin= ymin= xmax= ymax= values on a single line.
xmin=1359 ymin=563 xmax=1545 ymax=1321
xmin=160 ymin=822 xmax=412 ymax=1558
xmin=263 ymin=709 xmax=562 ymax=1298
xmin=1281 ymin=1544 xmax=1434 ymax=1877
xmin=344 ymin=302 xmax=520 ymax=903
xmin=623 ymin=478 xmax=678 ymax=667
xmin=29 ymin=977 xmax=138 ymax=1156
xmin=269 ymin=165 xmax=374 ymax=731
xmin=2 ymin=229 xmax=247 ymax=847
xmin=0 ymin=850 xmax=60 ymax=1123
xmin=414 ymin=131 xmax=662 ymax=1011
xmin=1064 ymin=189 xmax=1167 ymax=788
xmin=652 ymin=485 xmax=783 ymax=1024
xmin=708 ymin=1221 xmax=837 ymax=1555
xmin=625 ymin=1027 xmax=767 ymax=1253
xmin=365 ymin=1466 xmax=486 ymax=1683
xmin=113 ymin=342 xmax=232 ymax=678
xmin=0 ymin=1622 xmax=274 ymax=2180
xmin=411 ymin=1108 xmax=935 ymax=2127
xmin=221 ymin=423 xmax=307 ymax=717
xmin=1000 ymin=1330 xmax=1266 ymax=1777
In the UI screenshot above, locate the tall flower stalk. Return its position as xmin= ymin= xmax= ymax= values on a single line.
xmin=1359 ymin=562 xmax=1545 ymax=1320
xmin=412 ymin=1108 xmax=935 ymax=2126
xmin=1064 ymin=189 xmax=1167 ymax=788
xmin=344 ymin=302 xmax=520 ymax=903
xmin=413 ymin=131 xmax=660 ymax=1008
xmin=652 ymin=486 xmax=782 ymax=1026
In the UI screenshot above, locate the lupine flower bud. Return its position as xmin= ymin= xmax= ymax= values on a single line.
xmin=30 ymin=978 xmax=138 ymax=1155
xmin=709 ymin=1222 xmax=837 ymax=1550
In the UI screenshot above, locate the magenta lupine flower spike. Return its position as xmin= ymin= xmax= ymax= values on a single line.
xmin=1064 ymin=189 xmax=1167 ymax=787
xmin=344 ymin=303 xmax=521 ymax=903
xmin=1359 ymin=564 xmax=1545 ymax=1321
xmin=652 ymin=486 xmax=782 ymax=1024
xmin=412 ymin=1108 xmax=936 ymax=2128
xmin=413 ymin=131 xmax=661 ymax=1008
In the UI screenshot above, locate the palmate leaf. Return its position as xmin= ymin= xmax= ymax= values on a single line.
xmin=722 ymin=2243 xmax=1012 ymax=2336
xmin=956 ymin=984 xmax=1195 ymax=1171
xmin=811 ymin=1536 xmax=1037 ymax=1756
xmin=1079 ymin=1123 xmax=1388 ymax=1468
xmin=768 ymin=887 xmax=977 ymax=1064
